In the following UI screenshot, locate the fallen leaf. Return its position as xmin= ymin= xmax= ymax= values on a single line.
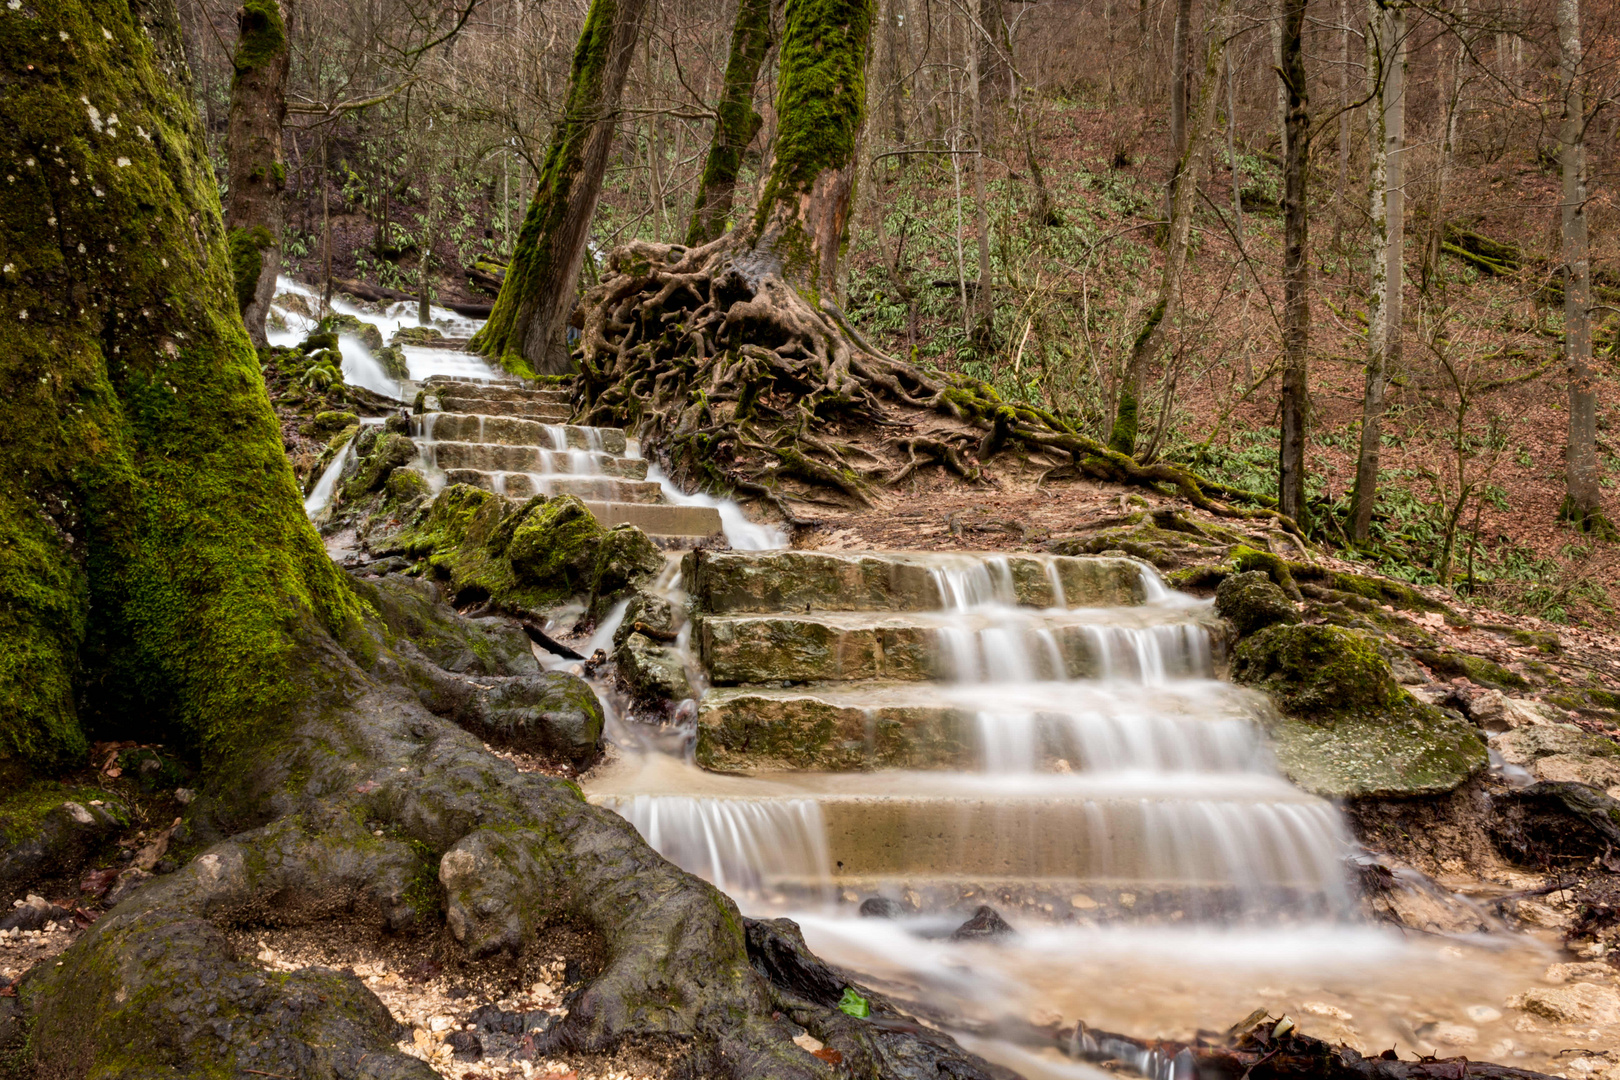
xmin=80 ymin=868 xmax=118 ymax=896
xmin=813 ymin=1047 xmax=844 ymax=1064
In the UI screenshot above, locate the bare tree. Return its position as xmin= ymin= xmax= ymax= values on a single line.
xmin=1277 ymin=0 xmax=1311 ymax=526
xmin=225 ymin=0 xmax=291 ymax=346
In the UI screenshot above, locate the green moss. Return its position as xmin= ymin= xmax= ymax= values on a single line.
xmin=232 ymin=0 xmax=287 ymax=72
xmin=0 ymin=0 xmax=366 ymax=775
xmin=311 ymin=411 xmax=359 ymax=437
xmin=1411 ymin=649 xmax=1531 ymax=691
xmin=318 ymin=313 xmax=385 ymax=352
xmin=340 ymin=433 xmax=416 ymax=500
xmin=0 ymin=783 xmax=122 ymax=847
xmin=1326 ymin=571 xmax=1447 ymax=613
xmin=1234 ymin=624 xmax=1405 ymax=720
xmin=227 ymin=225 xmax=275 ymax=314
xmin=1224 ymin=545 xmax=1302 ymax=600
xmin=506 ymin=495 xmax=606 ymax=596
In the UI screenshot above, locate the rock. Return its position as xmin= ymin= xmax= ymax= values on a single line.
xmin=1428 ymin=1023 xmax=1477 ymax=1047
xmin=320 ymin=312 xmax=386 ymax=351
xmin=446 ymin=1028 xmax=483 ymax=1061
xmin=341 ymin=432 xmax=417 ymax=499
xmin=950 ymin=905 xmax=1016 ymax=941
xmin=859 ymin=897 xmax=904 ymax=918
xmin=1544 ymin=961 xmax=1616 ymax=984
xmin=1508 ymin=983 xmax=1620 ymax=1024
xmin=438 ymin=671 xmax=606 ymax=767
xmin=612 ymin=592 xmax=677 ymax=649
xmin=506 ymin=495 xmax=605 ymax=594
xmin=103 ymin=867 xmax=153 ymax=907
xmin=311 ymin=410 xmax=359 ymax=437
xmin=376 ymin=344 xmax=410 ymax=380
xmin=0 ymin=796 xmax=126 ymax=899
xmin=1490 ymin=781 xmax=1620 ymax=866
xmin=0 ymin=895 xmax=72 ymax=933
xmin=355 ymin=575 xmax=539 ymax=676
xmin=1233 ymin=624 xmax=1488 ymax=798
xmin=391 ymin=325 xmax=446 ymax=346
xmin=617 ymin=633 xmax=692 ymax=704
xmin=589 ymin=525 xmax=665 ymax=621
xmin=1493 ymin=723 xmax=1620 ymax=790
xmin=1214 ymin=571 xmax=1300 ymax=637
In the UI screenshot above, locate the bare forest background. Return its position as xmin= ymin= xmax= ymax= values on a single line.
xmin=181 ymin=0 xmax=1620 ymax=625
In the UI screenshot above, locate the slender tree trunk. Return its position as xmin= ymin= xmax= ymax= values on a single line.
xmin=969 ymin=0 xmax=994 ymax=346
xmin=1111 ymin=0 xmax=1237 ymax=456
xmin=1336 ymin=0 xmax=1349 ymax=254
xmin=1272 ymin=10 xmax=1288 ymax=151
xmin=224 ymin=0 xmax=289 ymax=347
xmin=1349 ymin=2 xmax=1405 ymax=540
xmin=688 ymin=0 xmax=774 ymax=244
xmin=1278 ymin=0 xmax=1311 ymax=528
xmin=471 ymin=0 xmax=650 ymax=376
xmin=1426 ymin=6 xmax=1467 ymax=290
xmin=320 ymin=136 xmax=333 ymax=312
xmin=1226 ymin=53 xmax=1244 ymax=243
xmin=749 ymin=0 xmax=877 ymax=298
xmin=1170 ymin=0 xmax=1193 ymax=168
xmin=1558 ymin=0 xmax=1605 ymax=529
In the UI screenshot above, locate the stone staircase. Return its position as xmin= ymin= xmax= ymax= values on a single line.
xmin=588 ymin=550 xmax=1356 ymax=917
xmin=406 ymin=376 xmax=722 ymax=540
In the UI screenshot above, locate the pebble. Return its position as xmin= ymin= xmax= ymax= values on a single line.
xmin=1466 ymin=1005 xmax=1502 ymax=1023
xmin=1430 ymin=1023 xmax=1478 ymax=1047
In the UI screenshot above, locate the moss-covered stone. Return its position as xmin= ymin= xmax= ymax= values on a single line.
xmin=1223 ymin=545 xmax=1303 ymax=600
xmin=375 ymin=344 xmax=410 ymax=380
xmin=1214 ymin=571 xmax=1300 ymax=637
xmin=617 ymin=633 xmax=693 ymax=704
xmin=340 ymin=432 xmax=417 ymax=500
xmin=1234 ymin=624 xmax=1487 ymax=798
xmin=391 ymin=325 xmax=447 ymax=347
xmin=589 ymin=525 xmax=664 ymax=620
xmin=1410 ymin=648 xmax=1532 ymax=691
xmin=310 ymin=410 xmax=359 ymax=437
xmin=318 ymin=312 xmax=385 ymax=352
xmin=1326 ymin=570 xmax=1447 ymax=613
xmin=506 ymin=495 xmax=606 ymax=595
xmin=0 ymin=785 xmax=128 ymax=897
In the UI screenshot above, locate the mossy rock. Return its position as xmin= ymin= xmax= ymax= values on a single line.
xmin=391 ymin=325 xmax=447 ymax=347
xmin=0 ymin=785 xmax=129 ymax=897
xmin=617 ymin=633 xmax=693 ymax=704
xmin=351 ymin=575 xmax=538 ymax=677
xmin=341 ymin=433 xmax=417 ymax=500
xmin=310 ymin=410 xmax=359 ymax=437
xmin=318 ymin=313 xmax=385 ymax=352
xmin=1214 ymin=571 xmax=1300 ymax=638
xmin=375 ymin=344 xmax=410 ymax=380
xmin=383 ymin=467 xmax=430 ymax=508
xmin=1223 ymin=545 xmax=1302 ymax=600
xmin=589 ymin=526 xmax=665 ymax=621
xmin=507 ymin=496 xmax=605 ymax=596
xmin=1234 ymin=624 xmax=1487 ymax=798
xmin=1326 ymin=571 xmax=1447 ymax=613
xmin=298 ymin=330 xmax=340 ymax=354
xmin=1411 ymin=648 xmax=1531 ymax=691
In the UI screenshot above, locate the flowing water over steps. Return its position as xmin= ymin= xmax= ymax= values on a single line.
xmin=405 ymin=376 xmax=723 ymax=540
xmin=588 ymin=550 xmax=1356 ymax=918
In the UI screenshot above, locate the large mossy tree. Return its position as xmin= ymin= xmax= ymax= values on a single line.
xmin=0 ymin=3 xmax=1011 ymax=1076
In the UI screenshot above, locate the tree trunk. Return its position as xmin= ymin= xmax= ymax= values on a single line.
xmin=1336 ymin=0 xmax=1349 ymax=254
xmin=1558 ymin=0 xmax=1606 ymax=530
xmin=1349 ymin=2 xmax=1405 ymax=540
xmin=1170 ymin=0 xmax=1193 ymax=170
xmin=686 ymin=0 xmax=775 ymax=245
xmin=224 ymin=0 xmax=290 ymax=347
xmin=470 ymin=0 xmax=651 ymax=376
xmin=1277 ymin=0 xmax=1311 ymax=528
xmin=1111 ymin=0 xmax=1236 ymax=456
xmin=748 ymin=0 xmax=878 ymax=298
xmin=969 ymin=0 xmax=994 ymax=347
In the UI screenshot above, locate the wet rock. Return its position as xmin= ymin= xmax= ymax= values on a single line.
xmin=103 ymin=867 xmax=153 ymax=907
xmin=1489 ymin=781 xmax=1620 ymax=866
xmin=319 ymin=312 xmax=385 ymax=351
xmin=1214 ymin=571 xmax=1300 ymax=637
xmin=859 ymin=897 xmax=904 ymax=919
xmin=589 ymin=525 xmax=665 ymax=621
xmin=617 ymin=633 xmax=692 ymax=704
xmin=376 ymin=344 xmax=410 ymax=380
xmin=342 ymin=432 xmax=417 ymax=499
xmin=506 ymin=495 xmax=605 ymax=594
xmin=1508 ymin=983 xmax=1620 ymax=1025
xmin=612 ymin=592 xmax=677 ymax=649
xmin=446 ymin=1028 xmax=483 ymax=1061
xmin=1233 ymin=624 xmax=1488 ymax=798
xmin=1492 ymin=723 xmax=1620 ymax=790
xmin=950 ymin=905 xmax=1016 ymax=941
xmin=437 ymin=671 xmax=605 ymax=766
xmin=355 ymin=575 xmax=539 ymax=676
xmin=392 ymin=325 xmax=446 ymax=346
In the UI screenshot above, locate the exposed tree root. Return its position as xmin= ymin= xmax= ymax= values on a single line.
xmin=576 ymin=237 xmax=1299 ymax=535
xmin=0 ymin=582 xmax=1004 ymax=1080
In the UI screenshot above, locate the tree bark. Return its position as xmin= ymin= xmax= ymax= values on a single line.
xmin=969 ymin=0 xmax=994 ymax=346
xmin=1170 ymin=0 xmax=1193 ymax=171
xmin=470 ymin=0 xmax=650 ymax=376
xmin=1110 ymin=0 xmax=1236 ymax=456
xmin=1278 ymin=0 xmax=1311 ymax=528
xmin=1349 ymin=1 xmax=1405 ymax=540
xmin=687 ymin=0 xmax=775 ymax=245
xmin=1557 ymin=0 xmax=1607 ymax=530
xmin=748 ymin=0 xmax=878 ymax=298
xmin=224 ymin=0 xmax=290 ymax=348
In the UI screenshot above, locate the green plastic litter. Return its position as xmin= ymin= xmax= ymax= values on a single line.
xmin=837 ymin=988 xmax=870 ymax=1018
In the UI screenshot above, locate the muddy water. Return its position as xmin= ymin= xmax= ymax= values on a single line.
xmin=579 ymin=555 xmax=1617 ymax=1079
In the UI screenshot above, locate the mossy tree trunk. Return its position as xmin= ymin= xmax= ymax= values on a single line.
xmin=747 ymin=0 xmax=877 ymax=298
xmin=1109 ymin=0 xmax=1233 ymax=457
xmin=469 ymin=0 xmax=650 ymax=376
xmin=1277 ymin=0 xmax=1311 ymax=530
xmin=685 ymin=0 xmax=775 ymax=246
xmin=224 ymin=0 xmax=290 ymax=347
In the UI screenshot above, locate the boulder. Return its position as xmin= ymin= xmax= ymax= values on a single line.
xmin=375 ymin=344 xmax=410 ymax=380
xmin=1214 ymin=571 xmax=1300 ymax=637
xmin=319 ymin=312 xmax=385 ymax=352
xmin=438 ymin=671 xmax=605 ymax=766
xmin=507 ymin=496 xmax=605 ymax=595
xmin=589 ymin=525 xmax=665 ymax=621
xmin=617 ymin=633 xmax=693 ymax=704
xmin=613 ymin=592 xmax=678 ymax=649
xmin=0 ymin=794 xmax=126 ymax=898
xmin=341 ymin=432 xmax=416 ymax=499
xmin=353 ymin=575 xmax=538 ymax=677
xmin=391 ymin=325 xmax=446 ymax=346
xmin=1233 ymin=624 xmax=1487 ymax=798
xmin=1493 ymin=723 xmax=1620 ymax=792
xmin=1508 ymin=983 xmax=1620 ymax=1025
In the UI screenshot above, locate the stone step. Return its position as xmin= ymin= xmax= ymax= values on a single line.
xmin=440 ymin=469 xmax=664 ymax=504
xmin=693 ymin=680 xmax=1263 ymax=774
xmin=684 ymin=550 xmax=1146 ymax=615
xmin=422 ymin=376 xmax=570 ymax=403
xmin=425 ymin=440 xmax=647 ymax=479
xmin=417 ymin=415 xmax=627 ymax=455
xmin=588 ymin=772 xmax=1347 ymax=888
xmin=432 ymin=397 xmax=572 ymax=422
xmin=583 ymin=501 xmax=723 ymax=539
xmin=695 ymin=610 xmax=1218 ymax=685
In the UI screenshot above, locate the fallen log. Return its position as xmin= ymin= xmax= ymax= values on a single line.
xmin=334 ymin=277 xmax=413 ymax=303
xmin=446 ymin=300 xmax=495 ymax=318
